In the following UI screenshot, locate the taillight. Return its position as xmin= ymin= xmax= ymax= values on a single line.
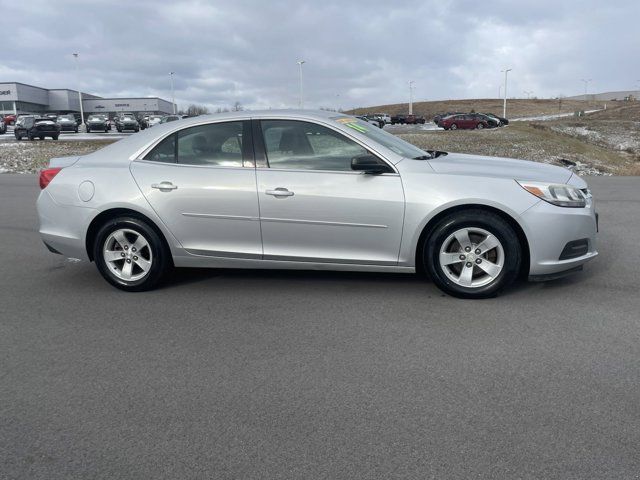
xmin=39 ymin=167 xmax=62 ymax=189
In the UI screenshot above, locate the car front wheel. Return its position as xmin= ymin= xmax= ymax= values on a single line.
xmin=93 ymin=217 xmax=171 ymax=292
xmin=450 ymin=123 xmax=457 ymax=130
xmin=423 ymin=210 xmax=521 ymax=298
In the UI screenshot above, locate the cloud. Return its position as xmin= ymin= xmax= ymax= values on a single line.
xmin=1 ymin=0 xmax=637 ymax=109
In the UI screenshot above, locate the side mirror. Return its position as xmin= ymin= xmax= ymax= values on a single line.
xmin=351 ymin=154 xmax=392 ymax=174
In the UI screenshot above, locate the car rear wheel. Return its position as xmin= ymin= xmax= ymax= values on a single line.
xmin=93 ymin=217 xmax=171 ymax=292
xmin=52 ymin=135 xmax=59 ymax=140
xmin=39 ymin=136 xmax=44 ymax=140
xmin=423 ymin=210 xmax=521 ymax=298
xmin=450 ymin=123 xmax=458 ymax=130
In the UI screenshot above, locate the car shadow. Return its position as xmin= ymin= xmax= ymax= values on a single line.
xmin=164 ymin=267 xmax=424 ymax=289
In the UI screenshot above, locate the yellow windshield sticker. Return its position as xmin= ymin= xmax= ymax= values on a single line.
xmin=335 ymin=116 xmax=368 ymax=132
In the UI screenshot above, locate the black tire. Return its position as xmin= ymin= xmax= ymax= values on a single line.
xmin=423 ymin=210 xmax=521 ymax=299
xmin=28 ymin=134 xmax=34 ymax=141
xmin=104 ymin=128 xmax=108 ymax=133
xmin=39 ymin=136 xmax=44 ymax=140
xmin=450 ymin=123 xmax=458 ymax=130
xmin=86 ymin=127 xmax=91 ymax=133
xmin=93 ymin=216 xmax=171 ymax=292
xmin=52 ymin=135 xmax=59 ymax=140
xmin=15 ymin=134 xmax=21 ymax=141
xmin=476 ymin=123 xmax=484 ymax=129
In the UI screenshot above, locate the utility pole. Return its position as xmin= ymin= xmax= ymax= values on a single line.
xmin=72 ymin=53 xmax=84 ymax=130
xmin=581 ymin=78 xmax=592 ymax=102
xmin=501 ymin=68 xmax=512 ymax=118
xmin=169 ymin=72 xmax=176 ymax=114
xmin=524 ymin=90 xmax=533 ymax=99
xmin=408 ymin=80 xmax=415 ymax=114
xmin=297 ymin=60 xmax=305 ymax=109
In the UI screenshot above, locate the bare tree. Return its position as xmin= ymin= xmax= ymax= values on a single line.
xmin=232 ymin=101 xmax=243 ymax=112
xmin=186 ymin=104 xmax=210 ymax=117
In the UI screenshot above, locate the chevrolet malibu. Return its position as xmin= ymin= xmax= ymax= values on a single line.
xmin=36 ymin=110 xmax=598 ymax=298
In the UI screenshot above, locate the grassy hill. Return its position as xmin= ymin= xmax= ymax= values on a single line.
xmin=347 ymin=98 xmax=614 ymax=120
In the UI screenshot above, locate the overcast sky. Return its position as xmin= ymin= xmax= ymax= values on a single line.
xmin=2 ymin=0 xmax=638 ymax=110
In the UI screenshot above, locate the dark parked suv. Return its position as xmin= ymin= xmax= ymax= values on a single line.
xmin=57 ymin=114 xmax=79 ymax=132
xmin=115 ymin=113 xmax=140 ymax=132
xmin=86 ymin=114 xmax=109 ymax=133
xmin=14 ymin=116 xmax=61 ymax=140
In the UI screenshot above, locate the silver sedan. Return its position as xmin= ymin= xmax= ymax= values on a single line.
xmin=37 ymin=110 xmax=598 ymax=298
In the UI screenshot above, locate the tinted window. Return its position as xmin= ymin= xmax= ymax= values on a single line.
xmin=261 ymin=120 xmax=367 ymax=171
xmin=144 ymin=133 xmax=176 ymax=163
xmin=176 ymin=122 xmax=244 ymax=167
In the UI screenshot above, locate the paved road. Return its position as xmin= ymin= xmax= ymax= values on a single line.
xmin=1 ymin=174 xmax=639 ymax=479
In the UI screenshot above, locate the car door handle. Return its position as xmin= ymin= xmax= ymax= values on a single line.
xmin=151 ymin=182 xmax=178 ymax=192
xmin=265 ymin=188 xmax=294 ymax=197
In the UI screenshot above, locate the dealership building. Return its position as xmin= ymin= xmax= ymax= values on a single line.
xmin=0 ymin=82 xmax=176 ymax=119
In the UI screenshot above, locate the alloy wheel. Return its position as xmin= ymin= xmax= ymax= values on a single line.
xmin=439 ymin=227 xmax=504 ymax=288
xmin=102 ymin=228 xmax=153 ymax=281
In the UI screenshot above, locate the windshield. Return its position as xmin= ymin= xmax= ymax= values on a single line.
xmin=88 ymin=115 xmax=102 ymax=121
xmin=331 ymin=116 xmax=431 ymax=159
xmin=60 ymin=114 xmax=75 ymax=120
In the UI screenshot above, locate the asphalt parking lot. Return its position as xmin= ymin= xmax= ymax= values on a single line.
xmin=1 ymin=174 xmax=640 ymax=479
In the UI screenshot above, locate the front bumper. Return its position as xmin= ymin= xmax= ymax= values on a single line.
xmin=522 ymin=199 xmax=598 ymax=277
xmin=59 ymin=124 xmax=77 ymax=131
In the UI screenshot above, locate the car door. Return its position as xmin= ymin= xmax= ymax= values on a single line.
xmin=254 ymin=119 xmax=405 ymax=265
xmin=130 ymin=119 xmax=263 ymax=259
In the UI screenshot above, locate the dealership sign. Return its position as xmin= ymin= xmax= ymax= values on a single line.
xmin=0 ymin=90 xmax=11 ymax=95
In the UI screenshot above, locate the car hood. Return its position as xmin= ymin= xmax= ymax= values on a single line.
xmin=426 ymin=152 xmax=573 ymax=184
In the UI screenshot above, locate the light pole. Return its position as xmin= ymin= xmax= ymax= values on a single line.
xmin=72 ymin=53 xmax=84 ymax=130
xmin=524 ymin=90 xmax=533 ymax=99
xmin=169 ymin=72 xmax=176 ymax=114
xmin=498 ymin=85 xmax=502 ymax=99
xmin=581 ymin=78 xmax=592 ymax=102
xmin=501 ymin=68 xmax=512 ymax=118
xmin=408 ymin=80 xmax=415 ymax=114
xmin=297 ymin=60 xmax=305 ymax=109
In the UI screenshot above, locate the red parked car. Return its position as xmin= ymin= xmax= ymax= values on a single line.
xmin=2 ymin=114 xmax=16 ymax=125
xmin=439 ymin=114 xmax=490 ymax=130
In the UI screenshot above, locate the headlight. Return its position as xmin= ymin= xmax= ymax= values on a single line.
xmin=516 ymin=180 xmax=586 ymax=208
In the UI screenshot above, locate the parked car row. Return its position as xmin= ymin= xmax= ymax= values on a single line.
xmin=434 ymin=112 xmax=509 ymax=130
xmin=1 ymin=112 xmax=192 ymax=137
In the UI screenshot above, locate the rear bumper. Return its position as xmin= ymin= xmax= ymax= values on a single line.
xmin=522 ymin=199 xmax=598 ymax=277
xmin=37 ymin=190 xmax=95 ymax=261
